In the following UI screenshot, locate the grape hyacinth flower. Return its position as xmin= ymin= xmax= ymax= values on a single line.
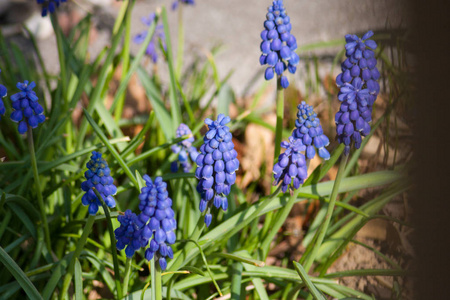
xmin=81 ymin=151 xmax=117 ymax=215
xmin=138 ymin=176 xmax=176 ymax=271
xmin=259 ymin=0 xmax=299 ymax=89
xmin=36 ymin=0 xmax=67 ymax=17
xmin=172 ymin=0 xmax=195 ymax=10
xmin=133 ymin=13 xmax=166 ymax=63
xmin=272 ymin=136 xmax=308 ymax=193
xmin=115 ymin=210 xmax=147 ymax=258
xmin=195 ymin=114 xmax=239 ymax=227
xmin=171 ymin=123 xmax=199 ymax=173
xmin=0 ymin=70 xmax=6 ymax=119
xmin=293 ymin=101 xmax=330 ymax=160
xmin=336 ymin=30 xmax=380 ymax=104
xmin=10 ymin=81 xmax=45 ymax=134
xmin=335 ymin=31 xmax=380 ymax=155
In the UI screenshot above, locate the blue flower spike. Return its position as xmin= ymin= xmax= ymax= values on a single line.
xmin=293 ymin=101 xmax=330 ymax=160
xmin=115 ymin=210 xmax=147 ymax=258
xmin=9 ymin=80 xmax=45 ymax=134
xmin=81 ymin=151 xmax=117 ymax=215
xmin=36 ymin=0 xmax=67 ymax=17
xmin=138 ymin=175 xmax=176 ymax=271
xmin=172 ymin=0 xmax=195 ymax=10
xmin=272 ymin=136 xmax=308 ymax=193
xmin=335 ymin=31 xmax=380 ymax=155
xmin=133 ymin=13 xmax=166 ymax=63
xmin=260 ymin=0 xmax=299 ymax=89
xmin=171 ymin=123 xmax=199 ymax=173
xmin=195 ymin=114 xmax=239 ymax=227
xmin=0 ymin=70 xmax=7 ymax=119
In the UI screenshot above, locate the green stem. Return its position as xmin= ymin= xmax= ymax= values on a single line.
xmin=123 ymin=257 xmax=132 ymax=296
xmin=176 ymin=5 xmax=184 ymax=79
xmin=93 ymin=189 xmax=123 ymax=299
xmin=274 ymin=76 xmax=284 ymax=160
xmin=114 ymin=0 xmax=134 ymax=121
xmin=303 ymin=154 xmax=349 ymax=272
xmin=27 ymin=127 xmax=52 ymax=255
xmin=60 ymin=214 xmax=96 ymax=299
xmin=154 ymin=261 xmax=162 ymax=300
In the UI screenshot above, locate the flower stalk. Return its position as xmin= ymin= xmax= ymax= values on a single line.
xmin=28 ymin=126 xmax=52 ymax=254
xmin=303 ymin=153 xmax=349 ymax=272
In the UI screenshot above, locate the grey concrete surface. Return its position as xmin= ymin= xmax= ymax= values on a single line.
xmin=5 ymin=0 xmax=412 ymax=97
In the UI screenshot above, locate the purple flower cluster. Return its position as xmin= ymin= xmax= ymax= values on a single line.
xmin=335 ymin=31 xmax=380 ymax=155
xmin=195 ymin=114 xmax=239 ymax=227
xmin=0 ymin=70 xmax=6 ymax=119
xmin=133 ymin=13 xmax=166 ymax=63
xmin=272 ymin=136 xmax=308 ymax=193
xmin=138 ymin=176 xmax=176 ymax=270
xmin=10 ymin=81 xmax=45 ymax=134
xmin=81 ymin=151 xmax=117 ymax=215
xmin=171 ymin=123 xmax=199 ymax=173
xmin=259 ymin=0 xmax=299 ymax=89
xmin=115 ymin=210 xmax=147 ymax=258
xmin=36 ymin=0 xmax=67 ymax=17
xmin=172 ymin=0 xmax=195 ymax=10
xmin=293 ymin=101 xmax=330 ymax=160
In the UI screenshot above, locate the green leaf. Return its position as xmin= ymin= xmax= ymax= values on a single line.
xmin=216 ymin=83 xmax=235 ymax=117
xmin=293 ymin=262 xmax=326 ymax=300
xmin=211 ymin=252 xmax=265 ymax=267
xmin=137 ymin=67 xmax=173 ymax=139
xmin=165 ymin=170 xmax=402 ymax=280
xmin=0 ymin=247 xmax=43 ymax=300
xmin=161 ymin=6 xmax=182 ymax=131
xmin=74 ymin=259 xmax=83 ymax=300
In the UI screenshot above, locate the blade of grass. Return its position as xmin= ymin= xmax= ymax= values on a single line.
xmin=0 ymin=247 xmax=43 ymax=300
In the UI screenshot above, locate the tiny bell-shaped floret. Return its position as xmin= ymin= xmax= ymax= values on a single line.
xmin=195 ymin=114 xmax=239 ymax=226
xmin=293 ymin=101 xmax=330 ymax=160
xmin=138 ymin=175 xmax=176 ymax=270
xmin=272 ymin=136 xmax=308 ymax=192
xmin=171 ymin=123 xmax=200 ymax=173
xmin=81 ymin=151 xmax=117 ymax=215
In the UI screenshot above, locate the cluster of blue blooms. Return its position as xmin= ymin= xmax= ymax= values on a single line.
xmin=172 ymin=0 xmax=195 ymax=10
xmin=115 ymin=210 xmax=147 ymax=258
xmin=273 ymin=136 xmax=308 ymax=192
xmin=138 ymin=176 xmax=177 ymax=270
xmin=114 ymin=175 xmax=177 ymax=270
xmin=36 ymin=0 xmax=67 ymax=17
xmin=0 ymin=70 xmax=6 ymax=119
xmin=273 ymin=102 xmax=330 ymax=192
xmin=335 ymin=31 xmax=380 ymax=155
xmin=133 ymin=13 xmax=166 ymax=63
xmin=10 ymin=81 xmax=45 ymax=134
xmin=259 ymin=0 xmax=299 ymax=89
xmin=171 ymin=123 xmax=199 ymax=173
xmin=293 ymin=101 xmax=330 ymax=160
xmin=195 ymin=114 xmax=239 ymax=227
xmin=81 ymin=151 xmax=117 ymax=215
